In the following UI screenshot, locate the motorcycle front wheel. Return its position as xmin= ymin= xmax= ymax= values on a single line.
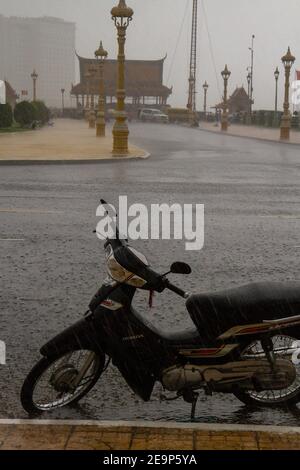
xmin=234 ymin=333 xmax=300 ymax=408
xmin=21 ymin=349 xmax=105 ymax=415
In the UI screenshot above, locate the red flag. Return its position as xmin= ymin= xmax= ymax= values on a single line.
xmin=296 ymin=71 xmax=300 ymax=81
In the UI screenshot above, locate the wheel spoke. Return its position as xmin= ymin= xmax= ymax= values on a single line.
xmin=242 ymin=335 xmax=300 ymax=404
xmin=32 ymin=350 xmax=101 ymax=411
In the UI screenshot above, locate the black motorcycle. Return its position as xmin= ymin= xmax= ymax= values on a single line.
xmin=21 ymin=202 xmax=300 ymax=419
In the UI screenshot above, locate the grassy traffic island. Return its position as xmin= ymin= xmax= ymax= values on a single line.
xmin=0 ymin=118 xmax=148 ymax=162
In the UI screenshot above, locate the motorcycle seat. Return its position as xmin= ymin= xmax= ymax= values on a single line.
xmin=186 ymin=282 xmax=300 ymax=341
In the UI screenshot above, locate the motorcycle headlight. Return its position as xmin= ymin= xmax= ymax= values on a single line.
xmin=106 ymin=247 xmax=147 ymax=287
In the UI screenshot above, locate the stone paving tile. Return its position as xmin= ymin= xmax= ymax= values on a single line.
xmin=0 ymin=119 xmax=146 ymax=161
xmin=195 ymin=431 xmax=257 ymax=450
xmin=257 ymin=432 xmax=300 ymax=450
xmin=0 ymin=425 xmax=14 ymax=449
xmin=66 ymin=427 xmax=132 ymax=451
xmin=1 ymin=425 xmax=71 ymax=450
xmin=130 ymin=428 xmax=194 ymax=450
xmin=1 ymin=424 xmax=300 ymax=450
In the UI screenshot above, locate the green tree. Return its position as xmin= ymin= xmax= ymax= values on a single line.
xmin=14 ymin=101 xmax=37 ymax=127
xmin=32 ymin=100 xmax=50 ymax=124
xmin=0 ymin=103 xmax=13 ymax=128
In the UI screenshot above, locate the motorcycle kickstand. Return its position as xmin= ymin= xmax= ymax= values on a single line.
xmin=182 ymin=390 xmax=199 ymax=422
xmin=190 ymin=393 xmax=199 ymax=422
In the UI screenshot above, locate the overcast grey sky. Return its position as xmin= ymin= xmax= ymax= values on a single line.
xmin=0 ymin=0 xmax=299 ymax=110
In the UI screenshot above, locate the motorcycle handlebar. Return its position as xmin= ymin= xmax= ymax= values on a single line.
xmin=164 ymin=279 xmax=189 ymax=299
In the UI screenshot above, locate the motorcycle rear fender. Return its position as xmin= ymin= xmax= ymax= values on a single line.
xmin=40 ymin=316 xmax=104 ymax=358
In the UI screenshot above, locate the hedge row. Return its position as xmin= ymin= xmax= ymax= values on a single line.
xmin=0 ymin=101 xmax=50 ymax=128
xmin=0 ymin=103 xmax=13 ymax=128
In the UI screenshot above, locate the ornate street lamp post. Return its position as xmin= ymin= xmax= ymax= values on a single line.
xmin=61 ymin=88 xmax=65 ymax=116
xmin=111 ymin=0 xmax=134 ymax=155
xmin=203 ymin=81 xmax=209 ymax=118
xmin=221 ymin=65 xmax=231 ymax=132
xmin=273 ymin=66 xmax=280 ymax=127
xmin=95 ymin=41 xmax=108 ymax=137
xmin=85 ymin=71 xmax=91 ymax=122
xmin=280 ymin=47 xmax=295 ymax=140
xmin=31 ymin=69 xmax=38 ymax=101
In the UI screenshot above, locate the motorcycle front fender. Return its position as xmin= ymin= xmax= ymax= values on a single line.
xmin=40 ymin=315 xmax=104 ymax=359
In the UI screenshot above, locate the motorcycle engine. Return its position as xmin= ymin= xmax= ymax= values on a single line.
xmin=162 ymin=359 xmax=296 ymax=393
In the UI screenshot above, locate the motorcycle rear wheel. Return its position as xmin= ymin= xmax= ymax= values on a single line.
xmin=21 ymin=349 xmax=105 ymax=415
xmin=234 ymin=333 xmax=300 ymax=408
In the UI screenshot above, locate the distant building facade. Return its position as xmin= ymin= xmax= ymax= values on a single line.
xmin=5 ymin=81 xmax=18 ymax=109
xmin=71 ymin=54 xmax=172 ymax=112
xmin=0 ymin=15 xmax=75 ymax=107
xmin=216 ymin=87 xmax=252 ymax=114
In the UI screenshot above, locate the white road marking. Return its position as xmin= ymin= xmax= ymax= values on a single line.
xmin=0 ymin=208 xmax=64 ymax=214
xmin=259 ymin=215 xmax=300 ymax=219
xmin=0 ymin=239 xmax=25 ymax=241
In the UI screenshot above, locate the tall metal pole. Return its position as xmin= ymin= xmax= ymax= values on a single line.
xmin=249 ymin=35 xmax=255 ymax=115
xmin=61 ymin=88 xmax=65 ymax=115
xmin=246 ymin=71 xmax=251 ymax=124
xmin=203 ymin=81 xmax=208 ymax=116
xmin=187 ymin=0 xmax=198 ymax=123
xmin=274 ymin=67 xmax=279 ymax=113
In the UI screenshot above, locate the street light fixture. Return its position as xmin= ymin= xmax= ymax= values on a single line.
xmin=203 ymin=81 xmax=209 ymax=117
xmin=31 ymin=69 xmax=38 ymax=102
xmin=280 ymin=47 xmax=295 ymax=140
xmin=111 ymin=0 xmax=134 ymax=155
xmin=61 ymin=88 xmax=65 ymax=116
xmin=221 ymin=65 xmax=231 ymax=131
xmin=95 ymin=41 xmax=108 ymax=137
xmin=273 ymin=66 xmax=280 ymax=127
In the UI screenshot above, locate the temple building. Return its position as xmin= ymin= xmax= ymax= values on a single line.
xmin=216 ymin=86 xmax=252 ymax=114
xmin=71 ymin=54 xmax=172 ymax=113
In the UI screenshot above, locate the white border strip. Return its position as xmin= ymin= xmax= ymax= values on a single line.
xmin=0 ymin=419 xmax=299 ymax=434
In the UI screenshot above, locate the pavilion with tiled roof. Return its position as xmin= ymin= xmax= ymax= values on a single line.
xmin=71 ymin=53 xmax=172 ymax=109
xmin=215 ymin=86 xmax=252 ymax=114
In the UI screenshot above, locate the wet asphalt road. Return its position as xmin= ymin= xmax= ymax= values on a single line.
xmin=0 ymin=122 xmax=300 ymax=425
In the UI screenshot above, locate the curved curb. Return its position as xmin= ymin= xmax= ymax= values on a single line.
xmin=198 ymin=126 xmax=300 ymax=147
xmin=0 ymin=150 xmax=150 ymax=166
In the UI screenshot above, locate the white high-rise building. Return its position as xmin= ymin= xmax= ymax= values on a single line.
xmin=0 ymin=15 xmax=75 ymax=107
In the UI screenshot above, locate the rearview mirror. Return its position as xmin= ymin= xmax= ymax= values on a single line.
xmin=170 ymin=262 xmax=192 ymax=275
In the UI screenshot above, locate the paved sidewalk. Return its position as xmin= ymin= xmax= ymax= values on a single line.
xmin=200 ymin=121 xmax=300 ymax=145
xmin=0 ymin=119 xmax=148 ymax=162
xmin=0 ymin=421 xmax=299 ymax=450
